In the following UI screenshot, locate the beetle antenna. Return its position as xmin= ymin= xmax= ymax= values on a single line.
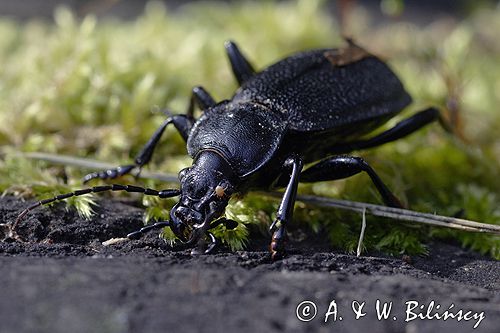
xmin=13 ymin=184 xmax=180 ymax=232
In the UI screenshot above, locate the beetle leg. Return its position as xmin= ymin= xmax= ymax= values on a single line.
xmin=300 ymin=156 xmax=403 ymax=208
xmin=186 ymin=86 xmax=216 ymax=119
xmin=270 ymin=155 xmax=304 ymax=260
xmin=82 ymin=87 xmax=216 ymax=183
xmin=209 ymin=218 xmax=238 ymax=230
xmin=204 ymin=232 xmax=218 ymax=254
xmin=127 ymin=221 xmax=171 ymax=240
xmin=224 ymin=40 xmax=256 ymax=85
xmin=329 ymin=107 xmax=445 ymax=154
xmin=82 ymin=115 xmax=191 ymax=183
xmin=133 ymin=85 xmax=216 ymax=165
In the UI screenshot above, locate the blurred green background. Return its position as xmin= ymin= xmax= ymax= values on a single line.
xmin=0 ymin=0 xmax=499 ymax=257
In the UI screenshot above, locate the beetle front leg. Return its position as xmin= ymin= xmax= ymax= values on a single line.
xmin=270 ymin=155 xmax=304 ymax=260
xmin=82 ymin=115 xmax=191 ymax=183
xmin=83 ymin=86 xmax=216 ymax=183
xmin=300 ymin=156 xmax=403 ymax=208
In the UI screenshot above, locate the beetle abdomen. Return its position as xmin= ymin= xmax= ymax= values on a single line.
xmin=233 ymin=48 xmax=412 ymax=132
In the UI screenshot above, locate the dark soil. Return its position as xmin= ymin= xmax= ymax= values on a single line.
xmin=0 ymin=196 xmax=498 ymax=333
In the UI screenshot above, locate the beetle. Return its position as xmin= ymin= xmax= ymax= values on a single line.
xmin=14 ymin=39 xmax=444 ymax=259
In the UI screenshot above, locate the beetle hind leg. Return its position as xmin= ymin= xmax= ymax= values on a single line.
xmin=300 ymin=156 xmax=404 ymax=208
xmin=349 ymin=107 xmax=450 ymax=151
xmin=329 ymin=107 xmax=446 ymax=154
xmin=294 ymin=108 xmax=447 ymax=207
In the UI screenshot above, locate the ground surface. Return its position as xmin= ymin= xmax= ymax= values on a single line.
xmin=0 ymin=196 xmax=499 ymax=333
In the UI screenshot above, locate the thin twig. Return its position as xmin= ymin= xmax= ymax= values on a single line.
xmin=356 ymin=207 xmax=366 ymax=257
xmin=265 ymin=192 xmax=500 ymax=235
xmin=20 ymin=152 xmax=179 ymax=182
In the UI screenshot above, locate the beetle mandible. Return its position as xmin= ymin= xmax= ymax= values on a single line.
xmin=15 ymin=39 xmax=444 ymax=259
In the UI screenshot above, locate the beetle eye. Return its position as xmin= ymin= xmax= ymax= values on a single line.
xmin=178 ymin=168 xmax=189 ymax=181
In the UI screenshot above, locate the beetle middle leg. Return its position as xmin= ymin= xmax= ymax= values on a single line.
xmin=300 ymin=156 xmax=403 ymax=208
xmin=83 ymin=86 xmax=216 ymax=183
xmin=270 ymin=155 xmax=304 ymax=260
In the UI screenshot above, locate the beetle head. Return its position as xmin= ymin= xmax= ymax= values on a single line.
xmin=169 ymin=150 xmax=236 ymax=244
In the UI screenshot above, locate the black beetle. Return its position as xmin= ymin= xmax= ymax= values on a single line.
xmin=14 ymin=39 xmax=444 ymax=259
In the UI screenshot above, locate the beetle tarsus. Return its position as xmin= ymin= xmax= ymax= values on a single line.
xmin=270 ymin=226 xmax=287 ymax=260
xmin=190 ymin=235 xmax=206 ymax=255
xmin=204 ymin=232 xmax=217 ymax=254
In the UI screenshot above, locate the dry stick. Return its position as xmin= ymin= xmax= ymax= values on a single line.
xmin=265 ymin=192 xmax=500 ymax=235
xmin=19 ymin=152 xmax=500 ymax=235
xmin=356 ymin=207 xmax=367 ymax=257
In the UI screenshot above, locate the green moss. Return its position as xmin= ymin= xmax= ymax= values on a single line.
xmin=1 ymin=1 xmax=499 ymax=258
